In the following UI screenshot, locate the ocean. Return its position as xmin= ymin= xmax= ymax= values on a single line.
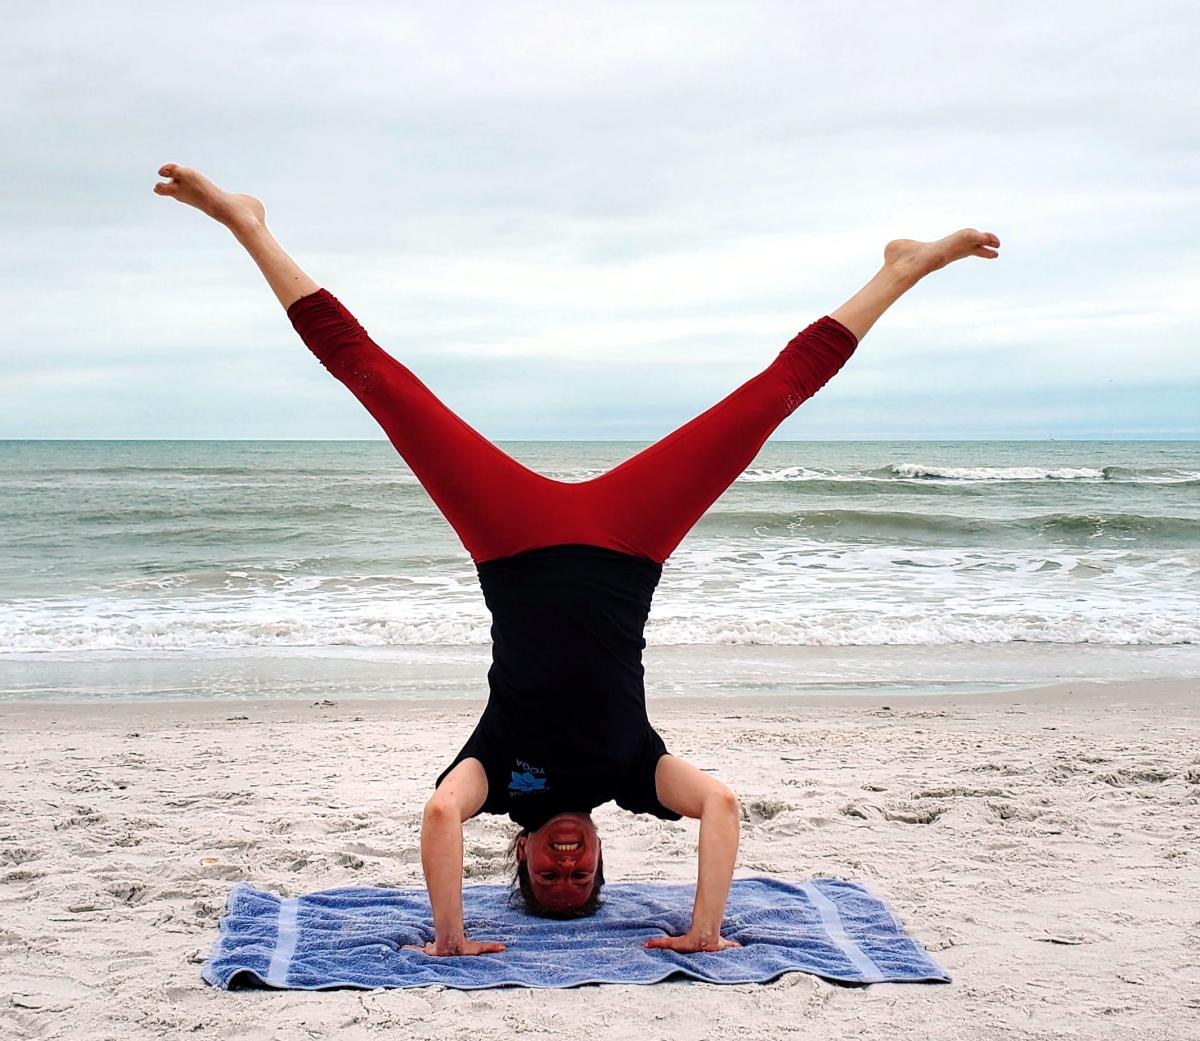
xmin=1 ymin=439 xmax=1197 ymax=702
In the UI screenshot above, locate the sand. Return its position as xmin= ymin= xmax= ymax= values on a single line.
xmin=1 ymin=680 xmax=1197 ymax=1040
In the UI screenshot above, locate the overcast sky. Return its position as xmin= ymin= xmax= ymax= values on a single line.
xmin=2 ymin=1 xmax=1197 ymax=440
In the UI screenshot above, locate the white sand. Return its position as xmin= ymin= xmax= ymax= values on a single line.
xmin=1 ymin=680 xmax=1198 ymax=1040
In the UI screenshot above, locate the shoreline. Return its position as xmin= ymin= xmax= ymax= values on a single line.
xmin=1 ymin=676 xmax=1195 ymax=726
xmin=4 ymin=642 xmax=1199 ymax=705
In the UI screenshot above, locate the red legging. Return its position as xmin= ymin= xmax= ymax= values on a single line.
xmin=287 ymin=289 xmax=858 ymax=565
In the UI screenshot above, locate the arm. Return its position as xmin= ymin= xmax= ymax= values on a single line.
xmin=408 ymin=758 xmax=506 ymax=957
xmin=645 ymin=754 xmax=742 ymax=953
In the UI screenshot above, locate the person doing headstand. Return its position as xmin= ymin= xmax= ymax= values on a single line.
xmin=154 ymin=163 xmax=1000 ymax=957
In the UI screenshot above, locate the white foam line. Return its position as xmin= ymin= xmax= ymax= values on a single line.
xmin=266 ymin=897 xmax=300 ymax=987
xmin=799 ymin=882 xmax=885 ymax=983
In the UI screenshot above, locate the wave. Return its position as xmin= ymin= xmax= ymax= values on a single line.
xmin=734 ymin=463 xmax=1200 ymax=485
xmin=60 ymin=502 xmax=404 ymax=523
xmin=3 ymin=603 xmax=1195 ymax=652
xmin=875 ymin=463 xmax=1200 ymax=483
xmin=699 ymin=508 xmax=1200 ymax=544
xmin=107 ymin=563 xmax=475 ymax=595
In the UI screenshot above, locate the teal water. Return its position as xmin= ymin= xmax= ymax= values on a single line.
xmin=1 ymin=439 xmax=1197 ymax=700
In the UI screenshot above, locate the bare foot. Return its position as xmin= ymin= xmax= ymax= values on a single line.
xmin=884 ymin=229 xmax=1001 ymax=280
xmin=153 ymin=164 xmax=265 ymax=231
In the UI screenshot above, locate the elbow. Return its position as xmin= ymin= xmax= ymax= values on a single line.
xmin=422 ymin=794 xmax=458 ymax=827
xmin=705 ymin=787 xmax=740 ymax=819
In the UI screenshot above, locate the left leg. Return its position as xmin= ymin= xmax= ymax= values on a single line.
xmin=153 ymin=163 xmax=564 ymax=564
xmin=586 ymin=229 xmax=1001 ymax=563
xmin=154 ymin=163 xmax=318 ymax=309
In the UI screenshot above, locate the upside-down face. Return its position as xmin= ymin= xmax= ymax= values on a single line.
xmin=516 ymin=811 xmax=602 ymax=913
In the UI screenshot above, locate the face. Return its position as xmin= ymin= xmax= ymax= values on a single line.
xmin=517 ymin=811 xmax=601 ymax=912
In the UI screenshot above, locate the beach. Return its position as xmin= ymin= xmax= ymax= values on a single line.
xmin=2 ymin=679 xmax=1197 ymax=1040
xmin=8 ymin=0 xmax=1200 ymax=1034
xmin=3 ymin=439 xmax=1198 ymax=1037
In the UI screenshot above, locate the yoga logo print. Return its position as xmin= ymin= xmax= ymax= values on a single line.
xmin=509 ymin=759 xmax=548 ymax=794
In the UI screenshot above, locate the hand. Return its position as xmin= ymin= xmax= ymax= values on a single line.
xmin=403 ymin=937 xmax=507 ymax=957
xmin=644 ymin=931 xmax=741 ymax=954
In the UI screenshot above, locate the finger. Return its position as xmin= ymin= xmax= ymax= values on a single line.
xmin=400 ymin=944 xmax=427 ymax=953
xmin=643 ymin=937 xmax=669 ymax=949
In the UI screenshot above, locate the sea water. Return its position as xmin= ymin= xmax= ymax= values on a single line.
xmin=1 ymin=439 xmax=1197 ymax=701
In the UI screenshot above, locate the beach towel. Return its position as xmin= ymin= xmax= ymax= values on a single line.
xmin=202 ymin=876 xmax=949 ymax=990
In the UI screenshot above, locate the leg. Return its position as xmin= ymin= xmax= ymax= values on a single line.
xmin=153 ymin=163 xmax=319 ymax=309
xmin=284 ymin=289 xmax=570 ymax=562
xmin=831 ymin=230 xmax=1001 ymax=341
xmin=589 ymin=229 xmax=1002 ymax=563
xmin=153 ymin=163 xmax=560 ymax=563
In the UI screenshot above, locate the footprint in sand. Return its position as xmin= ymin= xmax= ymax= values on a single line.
xmin=0 ymin=846 xmax=41 ymax=866
xmin=1097 ymin=767 xmax=1175 ymax=786
xmin=987 ymin=801 xmax=1044 ymax=822
xmin=912 ymin=786 xmax=1010 ymax=799
xmin=840 ymin=801 xmax=946 ymax=824
xmin=741 ymin=797 xmax=792 ymax=822
xmin=53 ymin=808 xmax=104 ymax=830
xmin=106 ymin=881 xmax=150 ymax=906
xmin=882 ymin=804 xmax=946 ymax=825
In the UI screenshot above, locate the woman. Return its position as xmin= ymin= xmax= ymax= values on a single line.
xmin=154 ymin=163 xmax=999 ymax=957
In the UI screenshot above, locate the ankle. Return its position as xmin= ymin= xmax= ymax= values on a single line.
xmin=879 ymin=258 xmax=923 ymax=292
xmin=227 ymin=213 xmax=266 ymax=239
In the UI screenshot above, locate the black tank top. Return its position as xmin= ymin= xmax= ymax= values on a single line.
xmin=435 ymin=544 xmax=681 ymax=831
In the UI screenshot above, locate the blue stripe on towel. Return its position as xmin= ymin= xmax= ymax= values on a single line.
xmin=201 ymin=876 xmax=949 ymax=990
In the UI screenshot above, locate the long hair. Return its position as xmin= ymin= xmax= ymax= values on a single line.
xmin=505 ymin=828 xmax=605 ymax=919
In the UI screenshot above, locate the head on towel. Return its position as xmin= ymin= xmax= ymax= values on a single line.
xmin=509 ymin=811 xmax=605 ymax=917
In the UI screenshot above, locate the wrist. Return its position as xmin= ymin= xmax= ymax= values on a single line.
xmin=687 ymin=924 xmax=722 ymax=944
xmin=434 ymin=928 xmax=465 ymax=948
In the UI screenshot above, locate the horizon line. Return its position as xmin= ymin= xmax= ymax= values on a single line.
xmin=2 ymin=437 xmax=1197 ymax=444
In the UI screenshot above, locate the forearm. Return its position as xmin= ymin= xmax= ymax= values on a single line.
xmin=420 ymin=805 xmax=467 ymax=946
xmin=688 ymin=792 xmax=740 ymax=940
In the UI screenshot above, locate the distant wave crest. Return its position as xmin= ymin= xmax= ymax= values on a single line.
xmin=700 ymin=508 xmax=1200 ymax=544
xmin=879 ymin=463 xmax=1200 ymax=483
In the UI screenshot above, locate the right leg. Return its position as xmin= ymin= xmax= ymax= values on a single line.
xmin=585 ymin=229 xmax=1002 ymax=563
xmin=153 ymin=163 xmax=562 ymax=563
xmin=830 ymin=232 xmax=1000 ymax=341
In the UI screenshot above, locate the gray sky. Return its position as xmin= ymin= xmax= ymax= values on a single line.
xmin=2 ymin=0 xmax=1197 ymax=440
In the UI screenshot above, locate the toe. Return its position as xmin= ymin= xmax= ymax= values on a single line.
xmin=158 ymin=163 xmax=177 ymax=177
xmin=154 ymin=181 xmax=178 ymax=196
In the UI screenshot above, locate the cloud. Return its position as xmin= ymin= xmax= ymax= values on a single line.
xmin=1 ymin=0 xmax=1196 ymax=438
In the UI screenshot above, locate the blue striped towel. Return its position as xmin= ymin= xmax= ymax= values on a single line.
xmin=202 ymin=876 xmax=949 ymax=990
